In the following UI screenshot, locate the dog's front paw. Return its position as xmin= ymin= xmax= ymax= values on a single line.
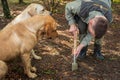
xmin=31 ymin=66 xmax=37 ymax=72
xmin=28 ymin=72 xmax=37 ymax=79
xmin=34 ymin=55 xmax=42 ymax=60
xmin=31 ymin=50 xmax=42 ymax=60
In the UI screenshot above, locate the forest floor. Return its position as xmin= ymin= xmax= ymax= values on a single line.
xmin=0 ymin=1 xmax=120 ymax=80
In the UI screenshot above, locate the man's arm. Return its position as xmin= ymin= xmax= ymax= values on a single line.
xmin=65 ymin=3 xmax=76 ymax=25
xmin=75 ymin=32 xmax=93 ymax=57
xmin=80 ymin=32 xmax=93 ymax=46
xmin=65 ymin=3 xmax=79 ymax=34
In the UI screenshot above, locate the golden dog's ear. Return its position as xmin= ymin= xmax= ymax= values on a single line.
xmin=28 ymin=7 xmax=37 ymax=17
xmin=28 ymin=12 xmax=33 ymax=17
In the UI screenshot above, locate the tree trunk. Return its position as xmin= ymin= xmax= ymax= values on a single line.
xmin=19 ymin=0 xmax=24 ymax=4
xmin=1 ymin=0 xmax=11 ymax=19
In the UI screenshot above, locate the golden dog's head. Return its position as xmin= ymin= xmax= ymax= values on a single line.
xmin=38 ymin=15 xmax=59 ymax=39
xmin=27 ymin=3 xmax=50 ymax=16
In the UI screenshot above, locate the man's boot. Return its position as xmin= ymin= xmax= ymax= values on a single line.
xmin=93 ymin=44 xmax=104 ymax=60
xmin=78 ymin=45 xmax=88 ymax=59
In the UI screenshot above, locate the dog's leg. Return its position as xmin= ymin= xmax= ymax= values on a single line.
xmin=0 ymin=61 xmax=8 ymax=79
xmin=21 ymin=53 xmax=37 ymax=78
xmin=31 ymin=66 xmax=37 ymax=72
xmin=31 ymin=49 xmax=42 ymax=60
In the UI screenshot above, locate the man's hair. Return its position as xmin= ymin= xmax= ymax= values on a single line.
xmin=94 ymin=17 xmax=108 ymax=39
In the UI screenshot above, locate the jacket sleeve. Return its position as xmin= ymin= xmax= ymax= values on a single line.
xmin=80 ymin=32 xmax=93 ymax=46
xmin=65 ymin=3 xmax=76 ymax=25
xmin=108 ymin=0 xmax=112 ymax=7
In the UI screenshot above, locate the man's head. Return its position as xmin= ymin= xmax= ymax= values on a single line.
xmin=88 ymin=16 xmax=108 ymax=39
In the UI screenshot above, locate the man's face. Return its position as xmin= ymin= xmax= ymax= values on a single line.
xmin=88 ymin=19 xmax=95 ymax=37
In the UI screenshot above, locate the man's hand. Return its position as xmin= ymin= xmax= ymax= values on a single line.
xmin=69 ymin=24 xmax=78 ymax=35
xmin=72 ymin=44 xmax=85 ymax=58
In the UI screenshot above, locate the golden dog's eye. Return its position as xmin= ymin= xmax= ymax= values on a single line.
xmin=42 ymin=9 xmax=45 ymax=11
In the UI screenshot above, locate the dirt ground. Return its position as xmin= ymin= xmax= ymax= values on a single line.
xmin=0 ymin=2 xmax=120 ymax=80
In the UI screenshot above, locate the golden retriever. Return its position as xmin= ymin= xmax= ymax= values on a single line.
xmin=6 ymin=3 xmax=50 ymax=60
xmin=0 ymin=15 xmax=58 ymax=79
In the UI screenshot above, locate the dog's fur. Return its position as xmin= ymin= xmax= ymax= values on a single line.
xmin=6 ymin=3 xmax=50 ymax=60
xmin=0 ymin=15 xmax=58 ymax=79
xmin=7 ymin=3 xmax=50 ymax=26
xmin=0 ymin=61 xmax=8 ymax=79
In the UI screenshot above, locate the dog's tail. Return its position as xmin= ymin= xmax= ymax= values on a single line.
xmin=0 ymin=60 xmax=8 ymax=79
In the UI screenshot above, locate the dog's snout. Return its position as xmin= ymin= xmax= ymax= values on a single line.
xmin=43 ymin=10 xmax=51 ymax=15
xmin=49 ymin=12 xmax=52 ymax=15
